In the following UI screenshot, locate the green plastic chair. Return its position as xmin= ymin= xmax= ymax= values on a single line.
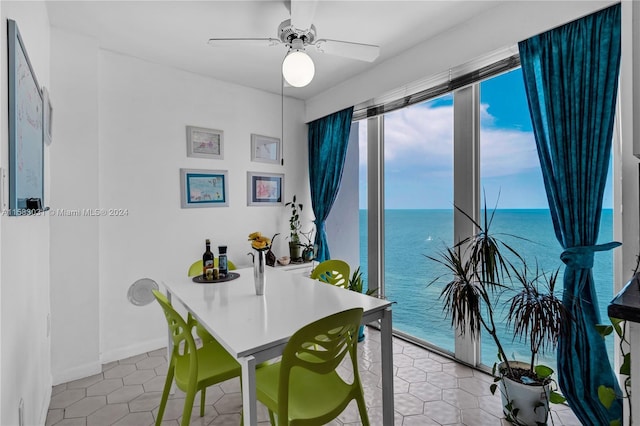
xmin=310 ymin=259 xmax=350 ymax=289
xmin=255 ymin=308 xmax=369 ymax=426
xmin=152 ymin=290 xmax=241 ymax=426
xmin=187 ymin=259 xmax=237 ymax=277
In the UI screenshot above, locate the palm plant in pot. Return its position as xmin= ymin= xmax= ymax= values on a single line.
xmin=428 ymin=205 xmax=570 ymax=425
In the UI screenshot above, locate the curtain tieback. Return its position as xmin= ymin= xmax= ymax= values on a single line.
xmin=560 ymin=241 xmax=621 ymax=269
xmin=314 ymin=220 xmax=326 ymax=235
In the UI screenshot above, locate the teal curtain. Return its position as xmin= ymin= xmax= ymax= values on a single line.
xmin=308 ymin=107 xmax=354 ymax=262
xmin=518 ymin=4 xmax=621 ymax=424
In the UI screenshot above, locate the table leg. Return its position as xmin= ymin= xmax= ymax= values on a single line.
xmin=380 ymin=307 xmax=394 ymax=425
xmin=241 ymin=355 xmax=258 ymax=426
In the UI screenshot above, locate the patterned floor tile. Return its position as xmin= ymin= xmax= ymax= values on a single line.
xmin=46 ymin=330 xmax=582 ymax=425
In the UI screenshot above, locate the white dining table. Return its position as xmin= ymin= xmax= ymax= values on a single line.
xmin=161 ymin=266 xmax=394 ymax=425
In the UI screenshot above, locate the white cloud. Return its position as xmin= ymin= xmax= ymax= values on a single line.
xmin=481 ymin=128 xmax=540 ymax=177
xmin=357 ymin=101 xmax=540 ymax=179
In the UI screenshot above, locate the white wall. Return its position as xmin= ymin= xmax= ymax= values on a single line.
xmin=48 ymin=32 xmax=308 ymax=381
xmin=305 ymin=0 xmax=617 ymax=122
xmin=49 ymin=27 xmax=101 ymax=384
xmin=98 ymin=50 xmax=307 ymax=363
xmin=0 ymin=2 xmax=51 ymax=425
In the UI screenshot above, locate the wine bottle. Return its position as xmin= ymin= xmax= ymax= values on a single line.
xmin=203 ymin=239 xmax=214 ymax=279
xmin=218 ymin=245 xmax=228 ymax=277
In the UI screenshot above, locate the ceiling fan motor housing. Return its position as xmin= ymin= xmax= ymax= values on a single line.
xmin=278 ymin=19 xmax=316 ymax=48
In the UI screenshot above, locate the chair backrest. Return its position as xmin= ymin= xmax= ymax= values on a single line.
xmin=187 ymin=259 xmax=237 ymax=277
xmin=152 ymin=290 xmax=198 ymax=377
xmin=310 ymin=259 xmax=350 ymax=288
xmin=280 ymin=307 xmax=363 ymax=392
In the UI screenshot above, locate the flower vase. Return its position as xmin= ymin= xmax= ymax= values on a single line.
xmin=253 ymin=249 xmax=266 ymax=295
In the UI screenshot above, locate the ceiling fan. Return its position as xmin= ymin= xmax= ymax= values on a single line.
xmin=207 ymin=0 xmax=380 ymax=88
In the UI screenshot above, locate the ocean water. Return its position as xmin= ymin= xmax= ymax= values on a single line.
xmin=359 ymin=209 xmax=615 ymax=368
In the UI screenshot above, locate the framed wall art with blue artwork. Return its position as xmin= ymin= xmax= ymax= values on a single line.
xmin=180 ymin=169 xmax=229 ymax=208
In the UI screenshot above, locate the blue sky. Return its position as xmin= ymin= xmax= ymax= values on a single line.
xmin=359 ymin=68 xmax=613 ymax=210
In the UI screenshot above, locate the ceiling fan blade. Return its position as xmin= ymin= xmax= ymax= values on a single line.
xmin=313 ymin=39 xmax=380 ymax=62
xmin=290 ymin=0 xmax=318 ymax=31
xmin=208 ymin=38 xmax=281 ymax=48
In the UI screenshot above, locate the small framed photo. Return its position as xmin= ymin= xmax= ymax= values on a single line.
xmin=186 ymin=126 xmax=224 ymax=159
xmin=180 ymin=168 xmax=229 ymax=208
xmin=251 ymin=134 xmax=281 ymax=164
xmin=247 ymin=172 xmax=284 ymax=206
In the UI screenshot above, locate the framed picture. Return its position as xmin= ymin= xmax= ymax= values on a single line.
xmin=251 ymin=134 xmax=281 ymax=164
xmin=186 ymin=126 xmax=224 ymax=159
xmin=42 ymin=86 xmax=53 ymax=146
xmin=247 ymin=172 xmax=284 ymax=206
xmin=180 ymin=168 xmax=229 ymax=208
xmin=8 ymin=19 xmax=44 ymax=216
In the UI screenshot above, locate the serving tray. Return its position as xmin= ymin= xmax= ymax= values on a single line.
xmin=192 ymin=272 xmax=240 ymax=284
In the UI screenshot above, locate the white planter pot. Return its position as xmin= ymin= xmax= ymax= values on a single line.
xmin=498 ymin=361 xmax=551 ymax=425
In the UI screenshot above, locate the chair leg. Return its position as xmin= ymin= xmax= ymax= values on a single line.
xmin=180 ymin=386 xmax=197 ymax=426
xmin=156 ymin=366 xmax=175 ymax=426
xmin=268 ymin=409 xmax=276 ymax=426
xmin=200 ymin=388 xmax=206 ymax=417
xmin=355 ymin=392 xmax=370 ymax=426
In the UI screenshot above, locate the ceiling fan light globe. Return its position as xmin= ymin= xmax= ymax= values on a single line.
xmin=282 ymin=50 xmax=315 ymax=88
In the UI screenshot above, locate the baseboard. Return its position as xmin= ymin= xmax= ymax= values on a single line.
xmin=100 ymin=337 xmax=167 ymax=365
xmin=52 ymin=361 xmax=102 ymax=386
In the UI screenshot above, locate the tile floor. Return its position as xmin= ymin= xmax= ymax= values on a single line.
xmin=46 ymin=328 xmax=580 ymax=426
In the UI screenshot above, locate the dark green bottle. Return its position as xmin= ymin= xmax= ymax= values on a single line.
xmin=203 ymin=239 xmax=214 ymax=279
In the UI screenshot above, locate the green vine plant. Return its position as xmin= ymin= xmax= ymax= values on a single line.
xmin=285 ymin=195 xmax=303 ymax=244
xmin=596 ymin=256 xmax=637 ymax=426
xmin=596 ymin=318 xmax=630 ymax=426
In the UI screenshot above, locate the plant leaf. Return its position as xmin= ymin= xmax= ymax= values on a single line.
xmin=620 ymin=353 xmax=631 ymax=376
xmin=596 ymin=324 xmax=613 ymax=338
xmin=611 ymin=317 xmax=624 ymax=338
xmin=490 ymin=383 xmax=497 ymax=395
xmin=598 ymin=385 xmax=616 ymax=409
xmin=549 ymin=391 xmax=566 ymax=404
xmin=534 ymin=364 xmax=553 ymax=379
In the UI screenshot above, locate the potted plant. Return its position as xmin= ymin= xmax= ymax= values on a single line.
xmin=428 ymin=205 xmax=570 ymax=425
xmin=285 ymin=195 xmax=304 ymax=261
xmin=299 ymin=229 xmax=316 ymax=262
xmin=348 ymin=266 xmax=378 ymax=342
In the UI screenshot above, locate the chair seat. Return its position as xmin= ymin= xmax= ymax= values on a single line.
xmin=174 ymin=339 xmax=241 ymax=391
xmin=256 ymin=361 xmax=354 ymax=422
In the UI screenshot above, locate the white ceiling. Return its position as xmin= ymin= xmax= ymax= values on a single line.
xmin=46 ymin=1 xmax=501 ymax=100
